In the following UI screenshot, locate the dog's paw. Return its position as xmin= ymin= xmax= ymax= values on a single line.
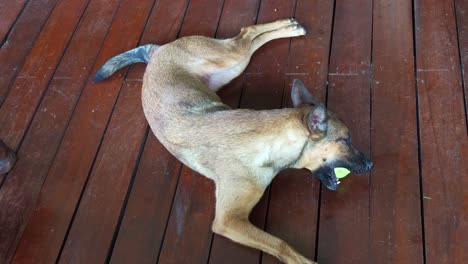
xmin=276 ymin=18 xmax=299 ymax=27
xmin=294 ymin=24 xmax=307 ymax=36
xmin=288 ymin=18 xmax=299 ymax=25
xmin=280 ymin=24 xmax=307 ymax=37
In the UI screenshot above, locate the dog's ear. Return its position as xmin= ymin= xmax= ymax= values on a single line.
xmin=307 ymin=105 xmax=328 ymax=139
xmin=291 ymin=79 xmax=320 ymax=107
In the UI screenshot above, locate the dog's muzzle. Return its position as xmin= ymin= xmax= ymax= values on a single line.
xmin=313 ymin=152 xmax=373 ymax=191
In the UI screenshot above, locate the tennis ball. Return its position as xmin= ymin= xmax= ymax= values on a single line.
xmin=334 ymin=167 xmax=350 ymax=179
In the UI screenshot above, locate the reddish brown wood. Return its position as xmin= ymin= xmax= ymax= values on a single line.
xmin=261 ymin=1 xmax=334 ymax=263
xmin=58 ymin=80 xmax=148 ymax=263
xmin=415 ymin=0 xmax=468 ymax=263
xmin=0 ymin=0 xmax=59 ymax=106
xmin=157 ymin=167 xmax=216 ymax=264
xmin=106 ymin=1 xmax=191 ymax=263
xmin=155 ymin=1 xmax=225 ymax=263
xmin=370 ymin=0 xmax=424 ymax=263
xmin=26 ymin=0 xmax=156 ymax=262
xmin=455 ymin=0 xmax=468 ymax=121
xmin=109 ymin=136 xmax=183 ymax=264
xmin=0 ymin=0 xmax=154 ymax=263
xmin=0 ymin=0 xmax=96 ymax=262
xmin=0 ymin=0 xmax=28 ymax=42
xmin=7 ymin=0 xmax=121 ymax=263
xmin=0 ymin=0 xmax=89 ymax=148
xmin=317 ymin=0 xmax=372 ymax=263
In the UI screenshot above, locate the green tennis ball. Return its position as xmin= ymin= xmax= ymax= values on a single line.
xmin=334 ymin=167 xmax=351 ymax=179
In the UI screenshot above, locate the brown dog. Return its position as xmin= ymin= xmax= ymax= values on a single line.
xmin=96 ymin=19 xmax=373 ymax=263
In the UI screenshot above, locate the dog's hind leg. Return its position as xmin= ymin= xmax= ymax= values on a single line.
xmin=249 ymin=24 xmax=306 ymax=52
xmin=212 ymin=181 xmax=316 ymax=264
xmin=238 ymin=18 xmax=299 ymax=40
xmin=206 ymin=20 xmax=306 ymax=91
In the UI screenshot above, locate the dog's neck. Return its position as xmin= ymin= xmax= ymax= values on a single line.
xmin=250 ymin=108 xmax=311 ymax=184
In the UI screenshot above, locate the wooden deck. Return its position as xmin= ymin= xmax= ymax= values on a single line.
xmin=0 ymin=0 xmax=467 ymax=263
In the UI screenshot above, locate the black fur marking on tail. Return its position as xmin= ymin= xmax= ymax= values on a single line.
xmin=94 ymin=44 xmax=155 ymax=82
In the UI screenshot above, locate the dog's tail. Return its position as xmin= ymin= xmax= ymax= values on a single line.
xmin=94 ymin=44 xmax=157 ymax=82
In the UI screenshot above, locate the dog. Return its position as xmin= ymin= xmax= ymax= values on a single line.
xmin=0 ymin=140 xmax=16 ymax=174
xmin=95 ymin=19 xmax=373 ymax=264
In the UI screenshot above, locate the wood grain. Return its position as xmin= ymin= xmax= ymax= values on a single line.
xmin=0 ymin=0 xmax=90 ymax=148
xmin=0 ymin=0 xmax=155 ymax=262
xmin=0 ymin=0 xmax=96 ymax=262
xmin=0 ymin=0 xmax=58 ymax=105
xmin=455 ymin=0 xmax=468 ymax=122
xmin=107 ymin=1 xmax=191 ymax=263
xmin=58 ymin=80 xmax=148 ymax=263
xmin=414 ymin=0 xmax=468 ymax=263
xmin=8 ymin=1 xmax=135 ymax=261
xmin=45 ymin=0 xmax=156 ymax=262
xmin=0 ymin=0 xmax=28 ymax=43
xmin=370 ymin=0 xmax=424 ymax=263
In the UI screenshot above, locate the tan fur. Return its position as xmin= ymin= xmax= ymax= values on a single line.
xmin=139 ymin=19 xmax=362 ymax=264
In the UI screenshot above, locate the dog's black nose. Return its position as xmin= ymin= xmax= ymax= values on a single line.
xmin=366 ymin=160 xmax=373 ymax=170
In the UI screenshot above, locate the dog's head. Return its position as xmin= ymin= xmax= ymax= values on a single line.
xmin=291 ymin=79 xmax=373 ymax=190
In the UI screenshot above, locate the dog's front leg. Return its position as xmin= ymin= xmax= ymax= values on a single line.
xmin=212 ymin=181 xmax=316 ymax=264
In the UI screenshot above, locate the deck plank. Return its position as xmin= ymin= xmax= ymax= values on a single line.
xmin=316 ymin=0 xmax=373 ymax=263
xmin=0 ymin=0 xmax=89 ymax=147
xmin=0 ymin=0 xmax=156 ymax=262
xmin=0 ymin=0 xmax=98 ymax=262
xmin=455 ymin=0 xmax=468 ymax=122
xmin=7 ymin=0 xmax=122 ymax=262
xmin=0 ymin=0 xmax=58 ymax=106
xmin=414 ymin=0 xmax=468 ymax=263
xmin=370 ymin=0 xmax=424 ymax=262
xmin=155 ymin=1 xmax=226 ymax=263
xmin=43 ymin=0 xmax=158 ymax=262
xmin=106 ymin=1 xmax=191 ymax=263
xmin=0 ymin=0 xmax=28 ymax=42
xmin=58 ymin=80 xmax=148 ymax=264
xmin=261 ymin=0 xmax=334 ymax=262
